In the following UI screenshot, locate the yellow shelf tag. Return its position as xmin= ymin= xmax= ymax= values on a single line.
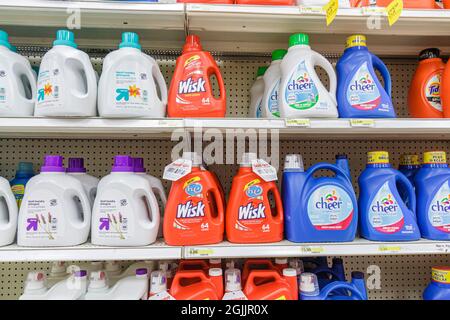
xmin=386 ymin=0 xmax=403 ymax=26
xmin=301 ymin=246 xmax=325 ymax=254
xmin=188 ymin=248 xmax=214 ymax=257
xmin=350 ymin=119 xmax=375 ymax=127
xmin=323 ymin=0 xmax=338 ymax=26
xmin=285 ymin=118 xmax=311 ymax=127
xmin=378 ymin=245 xmax=402 ymax=253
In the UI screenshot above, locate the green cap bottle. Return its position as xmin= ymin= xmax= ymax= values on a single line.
xmin=271 ymin=49 xmax=287 ymax=61
xmin=289 ymin=33 xmax=309 ymax=48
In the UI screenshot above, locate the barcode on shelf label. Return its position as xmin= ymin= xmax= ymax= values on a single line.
xmin=435 ymin=243 xmax=450 ymax=253
xmin=299 ymin=6 xmax=324 ymax=14
xmin=301 ymin=246 xmax=325 ymax=254
xmin=163 ymin=159 xmax=192 ymax=181
xmin=285 ymin=118 xmax=311 ymax=127
xmin=251 ymin=159 xmax=278 ymax=182
xmin=187 ymin=248 xmax=214 ymax=257
xmin=361 ymin=7 xmax=386 ymax=15
xmin=378 ymin=245 xmax=402 ymax=253
xmin=350 ymin=119 xmax=375 ymax=127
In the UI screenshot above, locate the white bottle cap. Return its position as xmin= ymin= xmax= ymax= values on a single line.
xmin=209 ymin=258 xmax=222 ymax=265
xmin=88 ymin=271 xmax=108 ymax=290
xmin=150 ymin=270 xmax=167 ymax=295
xmin=300 ymin=273 xmax=320 ymax=296
xmin=209 ymin=268 xmax=223 ymax=277
xmin=275 ymin=258 xmax=288 ymax=265
xmin=24 ymin=272 xmax=46 ymax=292
xmin=289 ymin=259 xmax=304 ymax=275
xmin=225 ymin=268 xmax=242 ymax=292
xmin=105 ymin=261 xmax=121 ymax=274
xmin=50 ymin=261 xmax=66 ymax=275
xmin=282 ymin=268 xmax=297 ymax=277
xmin=284 ymin=154 xmax=304 ymax=171
xmin=240 ymin=152 xmax=257 ymax=167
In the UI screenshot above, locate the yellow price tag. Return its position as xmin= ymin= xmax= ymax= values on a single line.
xmin=386 ymin=0 xmax=403 ymax=26
xmin=301 ymin=246 xmax=325 ymax=254
xmin=378 ymin=245 xmax=401 ymax=252
xmin=323 ymin=0 xmax=338 ymax=26
xmin=188 ymin=248 xmax=214 ymax=257
xmin=350 ymin=119 xmax=375 ymax=127
xmin=285 ymin=119 xmax=311 ymax=127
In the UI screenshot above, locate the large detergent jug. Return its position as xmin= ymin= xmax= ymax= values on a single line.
xmin=415 ymin=151 xmax=450 ymax=240
xmin=398 ymin=154 xmax=420 ymax=209
xmin=223 ymin=268 xmax=247 ymax=301
xmin=164 ymin=153 xmax=225 ymax=246
xmin=336 ymin=35 xmax=395 ymax=118
xmin=358 ymin=151 xmax=420 ymax=241
xmin=91 ymin=155 xmax=160 ymax=246
xmin=376 ymin=0 xmax=439 ymax=8
xmin=282 ymin=154 xmax=357 ymax=243
xmin=441 ymin=53 xmax=450 ymax=118
xmin=249 ymin=66 xmax=267 ymax=118
xmin=423 ymin=267 xmax=450 ymax=300
xmin=242 ymin=259 xmax=279 ymax=286
xmin=168 ymin=35 xmax=226 ymax=118
xmin=45 ymin=261 xmax=104 ymax=286
xmin=98 ymin=32 xmax=167 ymax=118
xmin=0 ymin=30 xmax=36 ymax=116
xmin=104 ymin=260 xmax=155 ymax=286
xmin=243 ymin=269 xmax=298 ymax=300
xmin=262 ymin=49 xmax=287 ymax=118
xmin=170 ymin=268 xmax=224 ymax=300
xmin=408 ymin=48 xmax=445 ymax=118
xmin=66 ymin=158 xmax=99 ymax=206
xmin=10 ymin=162 xmax=34 ymax=208
xmin=279 ymin=33 xmax=338 ymax=118
xmin=18 ymin=155 xmax=91 ymax=247
xmin=0 ymin=176 xmax=18 ymax=246
xmin=149 ymin=270 xmax=176 ymax=300
xmin=311 ymin=257 xmax=346 ymax=289
xmin=35 ymin=30 xmax=97 ymax=117
xmin=226 ymin=153 xmax=283 ymax=243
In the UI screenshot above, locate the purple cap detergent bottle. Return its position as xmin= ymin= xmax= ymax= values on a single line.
xmin=112 ymin=155 xmax=134 ymax=172
xmin=41 ymin=155 xmax=65 ymax=172
xmin=133 ymin=157 xmax=146 ymax=173
xmin=66 ymin=158 xmax=87 ymax=173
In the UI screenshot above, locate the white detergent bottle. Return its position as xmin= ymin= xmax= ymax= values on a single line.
xmin=98 ymin=32 xmax=167 ymax=118
xmin=17 ymin=155 xmax=92 ymax=247
xmin=46 ymin=261 xmax=104 ymax=286
xmin=84 ymin=269 xmax=149 ymax=300
xmin=91 ymin=155 xmax=160 ymax=246
xmin=0 ymin=176 xmax=18 ymax=246
xmin=223 ymin=268 xmax=247 ymax=300
xmin=279 ymin=33 xmax=338 ymax=118
xmin=0 ymin=30 xmax=36 ymax=116
xmin=34 ymin=30 xmax=97 ymax=117
xmin=106 ymin=260 xmax=155 ymax=286
xmin=20 ymin=270 xmax=88 ymax=300
xmin=262 ymin=49 xmax=287 ymax=118
xmin=66 ymin=158 xmax=99 ymax=206
xmin=149 ymin=270 xmax=175 ymax=300
xmin=249 ymin=66 xmax=267 ymax=118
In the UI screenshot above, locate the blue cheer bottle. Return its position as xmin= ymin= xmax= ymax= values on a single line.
xmin=358 ymin=151 xmax=421 ymax=241
xmin=398 ymin=154 xmax=420 ymax=209
xmin=336 ymin=35 xmax=395 ymax=118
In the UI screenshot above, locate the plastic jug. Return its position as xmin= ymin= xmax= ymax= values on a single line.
xmin=178 ymin=259 xmax=210 ymax=273
xmin=104 ymin=260 xmax=155 ymax=286
xmin=223 ymin=268 xmax=247 ymax=300
xmin=279 ymin=33 xmax=338 ymax=118
xmin=415 ymin=151 xmax=450 ymax=240
xmin=84 ymin=269 xmax=149 ymax=300
xmin=98 ymin=32 xmax=167 ymax=118
xmin=91 ymin=155 xmax=160 ymax=246
xmin=336 ymin=35 xmax=395 ymax=118
xmin=423 ymin=267 xmax=450 ymax=300
xmin=311 ymin=257 xmax=346 ymax=292
xmin=282 ymin=154 xmax=357 ymax=243
xmin=300 ymin=272 xmax=367 ymax=300
xmin=66 ymin=158 xmax=99 ymax=206
xmin=408 ymin=48 xmax=445 ymax=118
xmin=168 ymin=35 xmax=226 ymax=118
xmin=398 ymin=154 xmax=420 ymax=209
xmin=226 ymin=153 xmax=283 ymax=243
xmin=18 ymin=155 xmax=91 ymax=247
xmin=35 ymin=30 xmax=97 ymax=117
xmin=441 ymin=53 xmax=450 ymax=118
xmin=46 ymin=261 xmax=104 ymax=286
xmin=262 ymin=49 xmax=287 ymax=118
xmin=376 ymin=0 xmax=439 ymax=8
xmin=249 ymin=66 xmax=267 ymax=118
xmin=445 ymin=0 xmax=450 ymax=9
xmin=0 ymin=30 xmax=36 ymax=116
xmin=243 ymin=268 xmax=298 ymax=300
xmin=358 ymin=151 xmax=421 ymax=241
xmin=10 ymin=162 xmax=34 ymax=208
xmin=170 ymin=268 xmax=224 ymax=300
xmin=149 ymin=270 xmax=175 ymax=300
xmin=0 ymin=176 xmax=18 ymax=247
xmin=164 ymin=152 xmax=225 ymax=245
xmin=241 ymin=259 xmax=279 ymax=286
xmin=20 ymin=270 xmax=88 ymax=300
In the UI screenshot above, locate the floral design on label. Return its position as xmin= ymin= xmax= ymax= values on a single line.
xmin=267 ymin=79 xmax=280 ymax=117
xmin=24 ymin=193 xmax=60 ymax=240
xmin=97 ymin=190 xmax=131 ymax=240
xmin=235 ymin=179 xmax=268 ymax=233
xmin=369 ymin=182 xmax=404 ymax=234
xmin=424 ymin=73 xmax=442 ymax=112
xmin=114 ymin=71 xmax=149 ymax=110
xmin=37 ymin=68 xmax=62 ymax=108
xmin=346 ymin=62 xmax=381 ymax=110
xmin=428 ymin=181 xmax=450 ymax=233
xmin=284 ymin=61 xmax=319 ymax=110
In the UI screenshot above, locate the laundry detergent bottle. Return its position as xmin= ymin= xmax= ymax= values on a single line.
xmin=91 ymin=155 xmax=160 ymax=246
xmin=18 ymin=155 xmax=91 ymax=247
xmin=262 ymin=49 xmax=287 ymax=118
xmin=336 ymin=35 xmax=395 ymax=118
xmin=0 ymin=30 xmax=36 ymax=116
xmin=408 ymin=48 xmax=445 ymax=118
xmin=249 ymin=66 xmax=267 ymax=118
xmin=423 ymin=267 xmax=450 ymax=300
xmin=226 ymin=153 xmax=283 ymax=243
xmin=282 ymin=154 xmax=357 ymax=243
xmin=398 ymin=154 xmax=420 ymax=209
xmin=168 ymin=35 xmax=226 ymax=118
xmin=10 ymin=162 xmax=35 ymax=208
xmin=415 ymin=151 xmax=450 ymax=240
xmin=279 ymin=33 xmax=338 ymax=118
xmin=164 ymin=152 xmax=225 ymax=245
xmin=66 ymin=158 xmax=99 ymax=206
xmin=358 ymin=151 xmax=420 ymax=241
xmin=440 ymin=52 xmax=450 ymax=118
xmin=98 ymin=32 xmax=167 ymax=118
xmin=0 ymin=176 xmax=18 ymax=246
xmin=35 ymin=30 xmax=97 ymax=117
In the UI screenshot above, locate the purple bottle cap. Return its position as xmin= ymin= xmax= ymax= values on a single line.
xmin=66 ymin=158 xmax=87 ymax=173
xmin=133 ymin=157 xmax=146 ymax=173
xmin=111 ymin=155 xmax=134 ymax=172
xmin=74 ymin=270 xmax=87 ymax=277
xmin=136 ymin=268 xmax=148 ymax=276
xmin=41 ymin=155 xmax=65 ymax=173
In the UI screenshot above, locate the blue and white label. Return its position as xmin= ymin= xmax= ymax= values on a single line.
xmin=346 ymin=62 xmax=381 ymax=111
xmin=267 ymin=79 xmax=280 ymax=117
xmin=114 ymin=70 xmax=149 ymax=109
xmin=284 ymin=61 xmax=319 ymax=110
xmin=428 ymin=181 xmax=450 ymax=233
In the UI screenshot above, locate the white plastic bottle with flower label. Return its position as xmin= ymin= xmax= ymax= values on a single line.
xmin=279 ymin=33 xmax=338 ymax=118
xmin=249 ymin=66 xmax=267 ymax=118
xmin=262 ymin=49 xmax=287 ymax=118
xmin=17 ymin=155 xmax=91 ymax=247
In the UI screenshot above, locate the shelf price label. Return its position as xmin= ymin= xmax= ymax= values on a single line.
xmin=299 ymin=6 xmax=324 ymax=14
xmin=435 ymin=243 xmax=450 ymax=253
xmin=350 ymin=119 xmax=375 ymax=128
xmin=323 ymin=0 xmax=338 ymax=26
xmin=285 ymin=118 xmax=311 ymax=127
xmin=187 ymin=247 xmax=215 ymax=257
xmin=386 ymin=0 xmax=403 ymax=26
xmin=361 ymin=6 xmax=386 ymax=15
xmin=378 ymin=245 xmax=402 ymax=253
xmin=301 ymin=246 xmax=325 ymax=254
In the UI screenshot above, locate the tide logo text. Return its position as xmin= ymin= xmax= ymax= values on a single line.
xmin=178 ymin=77 xmax=206 ymax=94
xmin=238 ymin=203 xmax=266 ymax=220
xmin=177 ymin=200 xmax=205 ymax=218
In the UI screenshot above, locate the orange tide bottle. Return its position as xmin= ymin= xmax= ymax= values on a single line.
xmin=442 ymin=54 xmax=450 ymax=118
xmin=168 ymin=35 xmax=226 ymax=118
xmin=408 ymin=48 xmax=445 ymax=118
xmin=226 ymin=153 xmax=284 ymax=244
xmin=164 ymin=152 xmax=225 ymax=245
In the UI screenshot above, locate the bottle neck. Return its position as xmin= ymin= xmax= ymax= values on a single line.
xmin=345 ymin=45 xmax=368 ymax=53
xmin=366 ymin=163 xmax=391 ymax=169
xmin=15 ymin=172 xmax=34 ymax=179
xmin=399 ymin=165 xmax=420 ymax=170
xmin=421 ymin=163 xmax=448 ymax=169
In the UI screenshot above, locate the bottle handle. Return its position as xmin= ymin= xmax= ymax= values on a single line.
xmin=371 ymin=54 xmax=392 ymax=97
xmin=246 ymin=270 xmax=281 ymax=287
xmin=312 ymin=52 xmax=337 ymax=102
xmin=320 ymin=282 xmax=365 ymax=300
xmin=69 ymin=186 xmax=91 ymax=231
xmin=72 ymin=55 xmax=97 ymax=100
xmin=305 ymin=163 xmax=351 ymax=184
xmin=208 ymin=64 xmax=226 ymax=103
xmin=19 ymin=61 xmax=37 ymax=102
xmin=141 ymin=187 xmax=160 ymax=231
xmin=149 ymin=56 xmax=168 ymax=107
xmin=208 ymin=185 xmax=224 ymax=227
xmin=171 ymin=270 xmax=209 ymax=289
xmin=150 ymin=178 xmax=167 ymax=207
xmin=268 ymin=184 xmax=284 ymax=224
xmin=395 ymin=172 xmax=416 ymax=213
xmin=0 ymin=185 xmax=18 ymax=231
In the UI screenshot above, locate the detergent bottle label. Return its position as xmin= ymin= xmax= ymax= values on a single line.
xmin=114 ymin=71 xmax=149 ymax=110
xmin=369 ymin=182 xmax=405 ymax=234
xmin=37 ymin=68 xmax=62 ymax=108
xmin=0 ymin=69 xmax=7 ymax=107
xmin=96 ymin=190 xmax=133 ymax=240
xmin=267 ymin=80 xmax=280 ymax=117
xmin=307 ymin=186 xmax=354 ymax=231
xmin=11 ymin=184 xmax=25 ymax=208
xmin=424 ymin=73 xmax=442 ymax=111
xmin=176 ymin=54 xmax=210 ymax=108
xmin=347 ymin=62 xmax=381 ymax=110
xmin=427 ymin=181 xmax=450 ymax=233
xmin=23 ymin=191 xmax=61 ymax=240
xmin=222 ymin=291 xmax=248 ymax=300
xmin=285 ymin=61 xmax=319 ymax=110
xmin=148 ymin=291 xmax=176 ymax=300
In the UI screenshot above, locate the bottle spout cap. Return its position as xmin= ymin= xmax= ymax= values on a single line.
xmin=41 ymin=155 xmax=65 ymax=172
xmin=300 ymin=273 xmax=320 ymax=296
xmin=53 ymin=29 xmax=77 ymax=48
xmin=284 ymin=154 xmax=304 ymax=171
xmin=66 ymin=158 xmax=86 ymax=173
xmin=112 ymin=155 xmax=134 ymax=172
xmin=133 ymin=157 xmax=146 ymax=173
xmin=0 ymin=30 xmax=12 ymax=50
xmin=119 ymin=32 xmax=141 ymax=50
xmin=182 ymin=151 xmax=203 ymax=166
xmin=182 ymin=35 xmax=202 ymax=53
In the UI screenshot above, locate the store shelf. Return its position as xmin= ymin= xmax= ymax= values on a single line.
xmin=184 ymin=239 xmax=450 ymax=259
xmin=0 ymin=240 xmax=182 ymax=262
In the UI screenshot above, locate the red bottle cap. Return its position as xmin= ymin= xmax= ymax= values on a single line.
xmin=182 ymin=35 xmax=203 ymax=53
